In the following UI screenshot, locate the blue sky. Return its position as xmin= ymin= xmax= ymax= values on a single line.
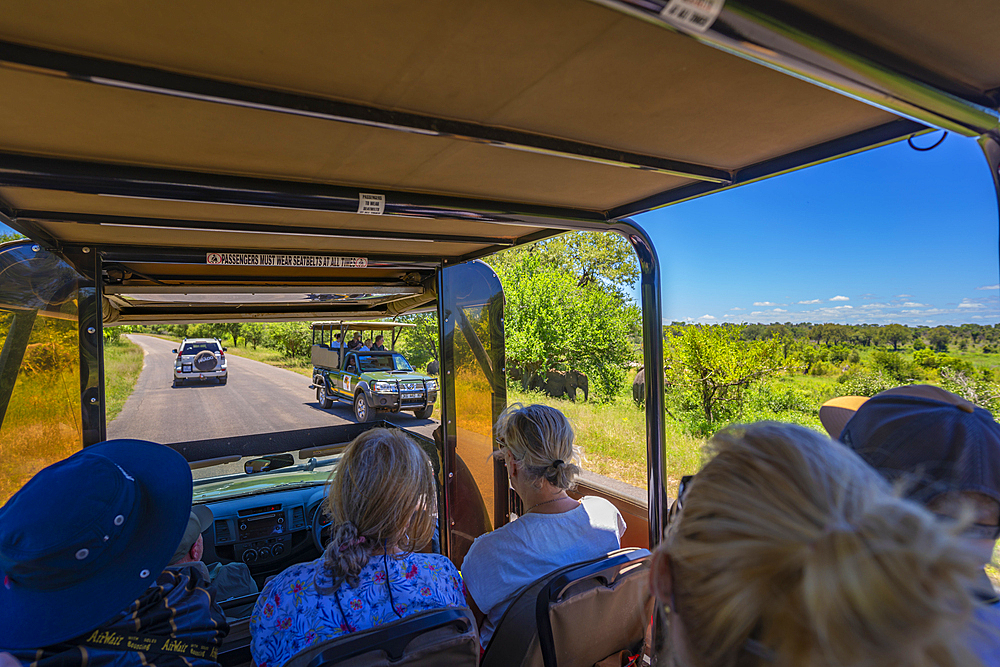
xmin=637 ymin=132 xmax=1000 ymax=326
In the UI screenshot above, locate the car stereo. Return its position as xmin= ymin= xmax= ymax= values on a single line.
xmin=238 ymin=510 xmax=285 ymax=541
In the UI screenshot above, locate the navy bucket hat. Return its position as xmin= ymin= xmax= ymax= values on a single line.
xmin=0 ymin=439 xmax=192 ymax=649
xmin=821 ymin=385 xmax=1000 ymax=506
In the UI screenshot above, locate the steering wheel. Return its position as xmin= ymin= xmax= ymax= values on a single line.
xmin=311 ymin=502 xmax=333 ymax=553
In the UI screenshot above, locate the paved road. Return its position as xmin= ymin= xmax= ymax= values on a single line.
xmin=110 ymin=335 xmax=437 ymax=474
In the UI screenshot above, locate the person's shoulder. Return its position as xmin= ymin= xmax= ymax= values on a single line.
xmin=408 ymin=552 xmax=459 ymax=574
xmin=580 ymin=495 xmax=621 ymax=515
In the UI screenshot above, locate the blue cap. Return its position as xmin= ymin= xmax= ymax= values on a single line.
xmin=0 ymin=439 xmax=192 ymax=649
xmin=838 ymin=385 xmax=1000 ymax=506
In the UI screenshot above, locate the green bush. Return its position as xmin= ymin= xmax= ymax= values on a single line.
xmin=837 ymin=369 xmax=899 ymax=397
xmin=871 ymin=349 xmax=919 ymax=383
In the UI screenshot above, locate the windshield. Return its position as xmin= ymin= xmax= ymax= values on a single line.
xmin=357 ymin=353 xmax=413 ymax=372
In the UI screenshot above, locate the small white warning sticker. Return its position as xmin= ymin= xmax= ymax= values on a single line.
xmin=206 ymin=253 xmax=368 ymax=268
xmin=660 ymin=0 xmax=724 ymax=32
xmin=357 ymin=193 xmax=385 ymax=215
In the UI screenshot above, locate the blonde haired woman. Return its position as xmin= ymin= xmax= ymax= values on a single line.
xmin=462 ymin=404 xmax=626 ymax=647
xmin=250 ymin=428 xmax=463 ymax=667
xmin=651 ymin=422 xmax=998 ymax=667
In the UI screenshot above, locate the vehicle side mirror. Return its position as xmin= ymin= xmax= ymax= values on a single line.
xmin=223 ymin=347 xmax=228 ymax=351
xmin=245 ymin=453 xmax=295 ymax=475
xmin=172 ymin=349 xmax=177 ymax=353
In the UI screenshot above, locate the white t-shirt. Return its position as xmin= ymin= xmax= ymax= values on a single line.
xmin=461 ymin=496 xmax=626 ymax=646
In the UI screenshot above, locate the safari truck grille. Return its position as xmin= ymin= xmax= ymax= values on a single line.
xmin=399 ymin=381 xmax=425 ymax=405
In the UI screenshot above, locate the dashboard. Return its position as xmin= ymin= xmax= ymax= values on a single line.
xmin=198 ymin=486 xmax=327 ymax=582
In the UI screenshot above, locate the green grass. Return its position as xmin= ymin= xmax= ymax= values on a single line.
xmin=104 ymin=337 xmax=144 ymax=422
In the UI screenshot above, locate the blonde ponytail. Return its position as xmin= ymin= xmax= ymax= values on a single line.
xmin=318 ymin=428 xmax=437 ymax=591
xmin=663 ymin=422 xmax=986 ymax=667
xmin=496 ymin=403 xmax=581 ymax=490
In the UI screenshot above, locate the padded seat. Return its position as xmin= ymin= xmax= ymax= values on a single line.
xmin=282 ymin=607 xmax=479 ymax=667
xmin=481 ymin=548 xmax=653 ymax=667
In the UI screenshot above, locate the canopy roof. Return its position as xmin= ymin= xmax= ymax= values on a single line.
xmin=0 ymin=0 xmax=996 ymax=321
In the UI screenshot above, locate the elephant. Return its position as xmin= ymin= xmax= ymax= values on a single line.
xmin=543 ymin=369 xmax=588 ymax=402
xmin=633 ymin=366 xmax=669 ymax=406
xmin=633 ymin=367 xmax=645 ymax=405
xmin=509 ymin=359 xmax=543 ymax=391
xmin=426 ymin=359 xmax=439 ymax=375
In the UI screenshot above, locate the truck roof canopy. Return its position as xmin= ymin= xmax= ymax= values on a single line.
xmin=0 ymin=0 xmax=997 ymax=321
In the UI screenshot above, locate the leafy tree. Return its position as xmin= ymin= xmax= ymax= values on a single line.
xmin=928 ymin=327 xmax=951 ymax=352
xmin=664 ymin=324 xmax=784 ymax=431
xmin=491 ymin=249 xmax=638 ymax=399
xmin=265 ymin=322 xmax=310 ymax=358
xmin=394 ymin=313 xmax=439 ymax=370
xmin=489 ymin=230 xmax=639 ymax=302
xmin=880 ymin=323 xmax=912 ymax=351
xmin=242 ymin=323 xmax=266 ymax=350
xmin=531 ymin=231 xmax=639 ymax=302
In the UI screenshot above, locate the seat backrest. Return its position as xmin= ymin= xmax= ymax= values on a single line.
xmin=481 ymin=548 xmax=652 ymax=667
xmin=282 ymin=607 xmax=479 ymax=667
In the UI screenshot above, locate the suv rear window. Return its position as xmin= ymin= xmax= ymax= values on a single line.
xmin=182 ymin=342 xmax=220 ymax=354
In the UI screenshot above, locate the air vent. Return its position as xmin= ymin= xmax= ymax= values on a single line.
xmin=291 ymin=505 xmax=306 ymax=530
xmin=215 ymin=520 xmax=232 ymax=543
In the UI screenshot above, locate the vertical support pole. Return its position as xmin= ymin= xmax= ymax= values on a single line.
xmin=0 ymin=309 xmax=38 ymax=428
xmin=486 ymin=269 xmax=509 ymax=529
xmin=612 ymin=219 xmax=667 ymax=548
xmin=437 ymin=268 xmax=457 ymax=559
xmin=979 ymin=132 xmax=1000 ymax=293
xmin=78 ymin=249 xmax=105 ymax=446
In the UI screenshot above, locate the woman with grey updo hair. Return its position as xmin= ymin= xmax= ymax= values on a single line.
xmin=461 ymin=404 xmax=626 ymax=647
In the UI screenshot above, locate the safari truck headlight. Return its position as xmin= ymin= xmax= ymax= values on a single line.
xmin=425 ymin=379 xmax=437 ymax=391
xmin=372 ymin=381 xmax=397 ymax=393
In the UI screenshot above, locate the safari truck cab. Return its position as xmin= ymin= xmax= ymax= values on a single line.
xmin=310 ymin=321 xmax=438 ymax=421
xmin=1 ymin=1 xmax=1000 ymax=665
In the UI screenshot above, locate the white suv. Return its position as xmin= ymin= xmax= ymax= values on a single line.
xmin=173 ymin=338 xmax=228 ymax=386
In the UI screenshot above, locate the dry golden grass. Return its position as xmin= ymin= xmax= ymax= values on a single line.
xmin=0 ymin=318 xmax=82 ymax=504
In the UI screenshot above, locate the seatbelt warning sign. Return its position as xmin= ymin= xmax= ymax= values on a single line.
xmin=357 ymin=193 xmax=385 ymax=215
xmin=660 ymin=0 xmax=724 ymax=32
xmin=206 ymin=253 xmax=368 ymax=268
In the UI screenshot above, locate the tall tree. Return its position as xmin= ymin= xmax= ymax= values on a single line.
xmin=664 ymin=324 xmax=784 ymax=430
xmin=881 ymin=323 xmax=912 ymax=351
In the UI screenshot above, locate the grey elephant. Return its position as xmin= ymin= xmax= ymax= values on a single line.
xmin=632 ymin=367 xmax=645 ymax=405
xmin=543 ymin=369 xmax=588 ymax=402
xmin=427 ymin=359 xmax=439 ymax=375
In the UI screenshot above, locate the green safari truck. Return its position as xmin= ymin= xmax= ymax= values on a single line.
xmin=310 ymin=321 xmax=438 ymax=422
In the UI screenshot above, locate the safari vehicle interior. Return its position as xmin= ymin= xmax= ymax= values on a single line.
xmin=1 ymin=0 xmax=1000 ymax=665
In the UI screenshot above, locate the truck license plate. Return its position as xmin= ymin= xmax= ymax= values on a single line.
xmin=183 ymin=365 xmax=192 ymax=372
xmin=402 ymin=392 xmax=420 ymax=399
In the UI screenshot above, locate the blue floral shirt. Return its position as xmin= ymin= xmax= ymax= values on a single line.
xmin=249 ymin=553 xmax=464 ymax=667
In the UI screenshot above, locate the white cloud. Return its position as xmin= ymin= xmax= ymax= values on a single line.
xmin=901 ymin=302 xmax=928 ymax=307
xmin=972 ymin=315 xmax=986 ymax=319
xmin=977 ymin=285 xmax=1000 ymax=291
xmin=753 ymin=301 xmax=777 ymax=306
xmin=829 ymin=296 xmax=850 ymax=301
xmin=895 ymin=294 xmax=912 ymax=298
xmin=750 ymin=311 xmax=762 ymax=315
xmin=697 ymin=314 xmax=717 ymax=321
xmin=730 ymin=307 xmax=744 ymax=311
xmin=958 ymin=299 xmax=985 ymax=308
xmin=797 ymin=299 xmax=821 ymax=304
xmin=773 ymin=308 xmax=787 ymax=313
xmin=834 ymin=305 xmax=853 ymax=309
xmin=861 ymin=303 xmax=889 ymax=309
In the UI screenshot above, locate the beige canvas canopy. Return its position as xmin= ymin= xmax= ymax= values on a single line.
xmin=0 ymin=0 xmax=997 ymax=322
